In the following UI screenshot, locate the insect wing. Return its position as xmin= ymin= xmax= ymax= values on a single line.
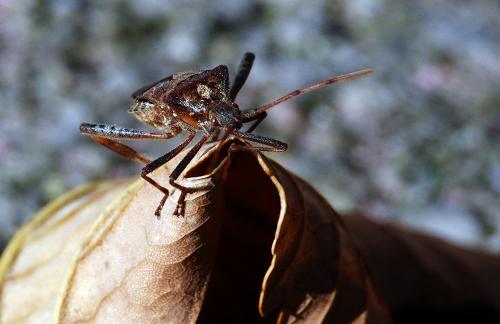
xmin=131 ymin=75 xmax=174 ymax=99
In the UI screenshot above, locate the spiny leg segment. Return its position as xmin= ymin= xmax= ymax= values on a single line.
xmin=80 ymin=123 xmax=181 ymax=164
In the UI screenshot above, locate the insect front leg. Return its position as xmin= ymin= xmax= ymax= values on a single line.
xmin=231 ymin=129 xmax=288 ymax=152
xmin=140 ymin=132 xmax=196 ymax=218
xmin=80 ymin=123 xmax=181 ymax=164
xmin=241 ymin=111 xmax=267 ymax=133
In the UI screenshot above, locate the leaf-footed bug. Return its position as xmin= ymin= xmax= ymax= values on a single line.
xmin=80 ymin=53 xmax=372 ymax=217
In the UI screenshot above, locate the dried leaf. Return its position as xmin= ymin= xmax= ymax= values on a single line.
xmin=248 ymin=156 xmax=390 ymax=323
xmin=1 ymin=145 xmax=230 ymax=323
xmin=6 ymin=139 xmax=498 ymax=323
xmin=343 ymin=213 xmax=500 ymax=322
xmin=0 ymin=180 xmax=134 ymax=323
xmin=58 ymin=147 xmax=228 ymax=323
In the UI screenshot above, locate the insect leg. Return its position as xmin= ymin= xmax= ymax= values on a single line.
xmin=168 ymin=134 xmax=210 ymax=216
xmin=80 ymin=123 xmax=179 ymax=140
xmin=140 ymin=132 xmax=196 ymax=217
xmin=80 ymin=123 xmax=181 ymax=164
xmin=229 ymin=52 xmax=255 ymax=100
xmin=206 ymin=128 xmax=232 ymax=172
xmin=242 ymin=111 xmax=267 ymax=133
xmin=231 ymin=129 xmax=287 ymax=152
xmin=89 ymin=136 xmax=151 ymax=164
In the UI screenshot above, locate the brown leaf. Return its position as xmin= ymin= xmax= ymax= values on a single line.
xmin=1 ymin=144 xmax=230 ymax=323
xmin=244 ymin=156 xmax=390 ymax=323
xmin=57 ymin=147 xmax=229 ymax=323
xmin=0 ymin=180 xmax=134 ymax=322
xmin=4 ymin=139 xmax=500 ymax=323
xmin=0 ymin=140 xmax=390 ymax=323
xmin=343 ymin=212 xmax=500 ymax=322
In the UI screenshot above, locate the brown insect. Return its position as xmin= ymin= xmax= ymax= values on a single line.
xmin=80 ymin=53 xmax=372 ymax=217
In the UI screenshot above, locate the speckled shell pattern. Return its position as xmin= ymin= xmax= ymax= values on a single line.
xmin=127 ymin=65 xmax=231 ymax=134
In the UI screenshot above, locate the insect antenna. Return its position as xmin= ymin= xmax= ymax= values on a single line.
xmin=244 ymin=68 xmax=373 ymax=117
xmin=230 ymin=52 xmax=255 ymax=100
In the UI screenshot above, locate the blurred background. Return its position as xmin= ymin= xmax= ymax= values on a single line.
xmin=0 ymin=0 xmax=499 ymax=252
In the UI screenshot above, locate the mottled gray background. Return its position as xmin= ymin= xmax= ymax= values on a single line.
xmin=1 ymin=0 xmax=499 ymax=251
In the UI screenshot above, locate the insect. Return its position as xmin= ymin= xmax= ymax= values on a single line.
xmin=80 ymin=52 xmax=372 ymax=217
